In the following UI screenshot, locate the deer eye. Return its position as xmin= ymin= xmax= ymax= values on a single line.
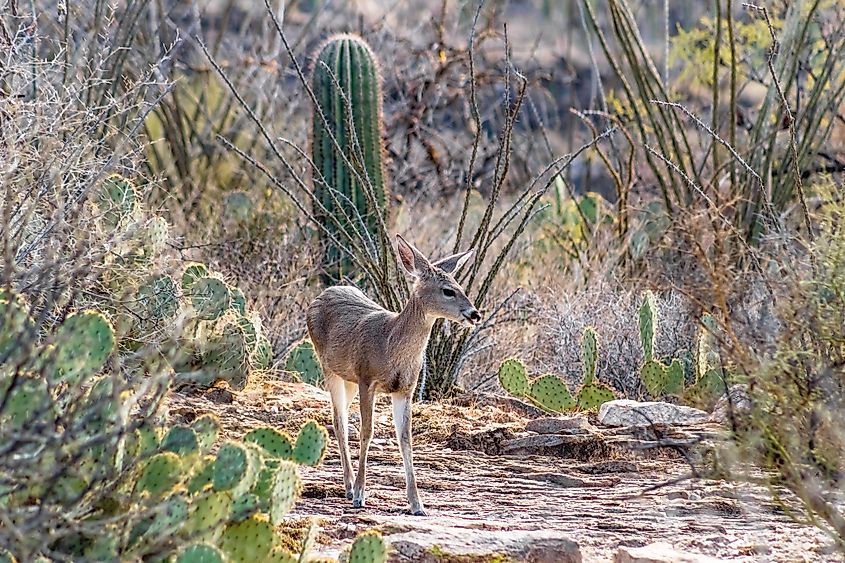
xmin=442 ymin=288 xmax=455 ymax=298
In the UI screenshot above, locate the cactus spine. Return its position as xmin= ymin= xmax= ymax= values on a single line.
xmin=311 ymin=34 xmax=388 ymax=280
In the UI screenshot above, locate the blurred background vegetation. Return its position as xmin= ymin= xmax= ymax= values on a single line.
xmin=2 ymin=0 xmax=845 ymax=557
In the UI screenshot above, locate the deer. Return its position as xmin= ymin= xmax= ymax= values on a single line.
xmin=306 ymin=234 xmax=481 ymax=516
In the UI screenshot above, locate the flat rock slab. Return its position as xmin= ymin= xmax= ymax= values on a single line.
xmin=526 ymin=416 xmax=594 ymax=434
xmin=599 ymin=399 xmax=708 ymax=427
xmin=387 ymin=527 xmax=582 ymax=563
xmin=615 ymin=542 xmax=725 ymax=563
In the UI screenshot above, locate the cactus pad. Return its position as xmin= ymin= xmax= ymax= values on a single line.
xmin=137 ymin=274 xmax=179 ymax=322
xmin=665 ymin=358 xmax=685 ymax=396
xmin=348 ymin=530 xmax=388 ymax=563
xmin=292 ymin=420 xmax=328 ymax=466
xmin=204 ymin=323 xmax=248 ymax=389
xmin=497 ymin=358 xmax=529 ymax=397
xmin=0 ymin=297 xmax=35 ymax=363
xmin=53 ymin=310 xmax=115 ymax=384
xmin=182 ymin=263 xmax=209 ymax=291
xmin=638 ymin=291 xmax=657 ymax=362
xmin=220 ymin=516 xmax=277 ymax=563
xmin=184 ymin=491 xmax=233 ymax=541
xmin=0 ymin=374 xmax=49 ymax=428
xmin=237 ymin=313 xmax=259 ymax=353
xmin=270 ymin=460 xmax=302 ymax=524
xmin=640 ymin=360 xmax=668 ymax=397
xmin=145 ymin=493 xmax=189 ymax=539
xmin=528 ymin=374 xmax=575 ymax=412
xmin=96 ymin=174 xmax=138 ymax=228
xmin=230 ymin=286 xmax=247 ymax=316
xmin=581 ymin=327 xmax=598 ymax=385
xmin=191 ymin=414 xmax=220 ymax=452
xmin=213 ymin=442 xmax=256 ymax=494
xmin=231 ymin=493 xmax=261 ymax=522
xmin=188 ymin=456 xmax=216 ymax=495
xmin=176 ymin=544 xmax=225 ymax=563
xmin=266 ymin=549 xmax=297 ymax=563
xmin=161 ymin=425 xmax=200 ymax=456
xmin=136 ymin=452 xmax=181 ymax=498
xmin=244 ymin=427 xmax=294 ymax=459
xmin=284 ymin=339 xmax=323 ymax=387
xmin=191 ymin=277 xmax=231 ymax=321
xmin=576 ymin=382 xmax=616 ymax=411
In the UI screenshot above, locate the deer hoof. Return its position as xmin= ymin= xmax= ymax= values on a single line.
xmin=352 ymin=498 xmax=365 ymax=508
xmin=345 ymin=490 xmax=353 ymax=500
xmin=411 ymin=509 xmax=427 ymax=516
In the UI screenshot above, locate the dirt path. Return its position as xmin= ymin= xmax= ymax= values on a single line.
xmin=168 ymin=379 xmax=840 ymax=562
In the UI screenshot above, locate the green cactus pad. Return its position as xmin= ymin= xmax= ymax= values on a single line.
xmin=665 ymin=358 xmax=685 ymax=396
xmin=638 ymin=291 xmax=657 ymax=362
xmin=191 ymin=277 xmax=231 ymax=321
xmin=161 ymin=425 xmax=200 ymax=456
xmin=136 ymin=452 xmax=181 ymax=498
xmin=231 ymin=493 xmax=261 ymax=522
xmin=640 ymin=360 xmax=668 ymax=397
xmin=528 ymin=374 xmax=575 ymax=412
xmin=0 ymin=548 xmax=17 ymax=563
xmin=686 ymin=368 xmax=725 ymax=407
xmin=0 ymin=374 xmax=49 ymax=428
xmin=284 ymin=339 xmax=323 ymax=387
xmin=137 ymin=423 xmax=160 ymax=457
xmin=270 ymin=460 xmax=302 ymax=524
xmin=191 ymin=414 xmax=220 ymax=452
xmin=145 ymin=493 xmax=189 ymax=539
xmin=137 ymin=274 xmax=179 ymax=322
xmin=244 ymin=427 xmax=294 ymax=459
xmin=266 ymin=549 xmax=297 ymax=563
xmin=497 ymin=358 xmax=529 ymax=397
xmin=204 ymin=323 xmax=248 ymax=388
xmin=292 ymin=420 xmax=328 ymax=466
xmin=184 ymin=491 xmax=233 ymax=541
xmin=176 ymin=544 xmax=225 ymax=563
xmin=53 ymin=310 xmax=115 ymax=384
xmin=576 ymin=382 xmax=616 ymax=411
xmin=220 ymin=516 xmax=277 ymax=563
xmin=237 ymin=313 xmax=259 ymax=353
xmin=581 ymin=327 xmax=598 ymax=386
xmin=230 ymin=286 xmax=247 ymax=316
xmin=348 ymin=530 xmax=388 ymax=563
xmin=182 ymin=263 xmax=209 ymax=291
xmin=96 ymin=174 xmax=138 ymax=229
xmin=250 ymin=458 xmax=279 ymax=508
xmin=0 ymin=297 xmax=35 ymax=363
xmin=213 ymin=442 xmax=256 ymax=494
xmin=696 ymin=315 xmax=722 ymax=380
xmin=188 ymin=456 xmax=216 ymax=495
xmin=251 ymin=335 xmax=273 ymax=371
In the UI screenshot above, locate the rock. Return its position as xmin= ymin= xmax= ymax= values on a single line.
xmin=526 ymin=416 xmax=592 ymax=434
xmin=708 ymin=384 xmax=751 ymax=424
xmin=598 ymin=400 xmax=708 ymax=427
xmin=387 ymin=527 xmax=582 ymax=563
xmin=614 ymin=542 xmax=723 ymax=563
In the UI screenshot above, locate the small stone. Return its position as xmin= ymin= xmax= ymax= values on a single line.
xmin=598 ymin=400 xmax=708 ymax=427
xmin=708 ymin=384 xmax=751 ymax=424
xmin=667 ymin=491 xmax=689 ymax=500
xmin=526 ymin=416 xmax=592 ymax=434
xmin=614 ymin=542 xmax=722 ymax=563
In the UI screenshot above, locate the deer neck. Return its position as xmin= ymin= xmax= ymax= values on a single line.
xmin=389 ymin=291 xmax=435 ymax=358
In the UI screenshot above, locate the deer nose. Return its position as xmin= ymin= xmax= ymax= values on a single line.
xmin=464 ymin=309 xmax=482 ymax=324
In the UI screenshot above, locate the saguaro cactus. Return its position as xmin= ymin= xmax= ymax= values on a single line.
xmin=310 ymin=34 xmax=388 ymax=280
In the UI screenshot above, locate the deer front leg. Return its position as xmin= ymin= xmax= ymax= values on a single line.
xmin=326 ymin=375 xmax=355 ymax=499
xmin=352 ymin=381 xmax=375 ymax=508
xmin=391 ymin=393 xmax=425 ymax=516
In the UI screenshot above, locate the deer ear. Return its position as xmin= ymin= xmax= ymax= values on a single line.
xmin=396 ymin=234 xmax=430 ymax=277
xmin=433 ymin=249 xmax=473 ymax=274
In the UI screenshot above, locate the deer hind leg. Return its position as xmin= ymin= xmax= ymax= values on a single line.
xmin=326 ymin=374 xmax=355 ymax=499
xmin=392 ymin=392 xmax=425 ymax=516
xmin=352 ymin=381 xmax=376 ymax=508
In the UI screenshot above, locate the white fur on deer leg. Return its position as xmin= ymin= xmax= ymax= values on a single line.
xmin=306 ymin=234 xmax=478 ymax=514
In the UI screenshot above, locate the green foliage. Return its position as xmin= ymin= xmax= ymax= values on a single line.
xmin=176 ymin=544 xmax=225 ymax=563
xmin=162 ymin=425 xmax=201 ymax=456
xmin=348 ymin=530 xmax=388 ymax=563
xmin=497 ymin=358 xmax=529 ymax=397
xmin=220 ymin=516 xmax=277 ymax=563
xmin=576 ymin=382 xmax=616 ymax=411
xmin=285 ymin=339 xmax=323 ymax=387
xmin=96 ymin=174 xmax=139 ymax=229
xmin=245 ymin=427 xmax=294 ymax=459
xmin=529 ymin=374 xmax=576 ymax=412
xmin=292 ymin=420 xmax=329 ymax=467
xmin=311 ymin=34 xmax=389 ymax=281
xmin=581 ymin=327 xmax=598 ymax=385
xmin=53 ymin=310 xmax=115 ymax=385
xmin=640 ymin=360 xmax=668 ymax=397
xmin=136 ymin=452 xmax=182 ymax=499
xmin=183 ymin=263 xmax=210 ymax=291
xmin=191 ymin=277 xmax=231 ymax=321
xmin=192 ymin=414 xmax=221 ymax=452
xmin=638 ymin=291 xmax=656 ymax=363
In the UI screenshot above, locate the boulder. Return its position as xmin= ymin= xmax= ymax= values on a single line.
xmin=598 ymin=400 xmax=708 ymax=427
xmin=614 ymin=542 xmax=723 ymax=563
xmin=387 ymin=527 xmax=582 ymax=562
xmin=526 ymin=416 xmax=593 ymax=434
xmin=708 ymin=385 xmax=751 ymax=424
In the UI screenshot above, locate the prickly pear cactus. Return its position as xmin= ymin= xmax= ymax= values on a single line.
xmin=213 ymin=442 xmax=257 ymax=495
xmin=581 ymin=326 xmax=598 ymax=385
xmin=245 ymin=427 xmax=294 ymax=459
xmin=136 ymin=452 xmax=182 ymax=498
xmin=528 ymin=374 xmax=575 ymax=412
xmin=576 ymin=382 xmax=616 ymax=411
xmin=292 ymin=420 xmax=328 ymax=467
xmin=184 ymin=490 xmax=233 ymax=542
xmin=348 ymin=530 xmax=388 ymax=563
xmin=0 ymin=296 xmax=35 ymax=363
xmin=204 ymin=323 xmax=249 ymax=389
xmin=640 ymin=360 xmax=668 ymax=397
xmin=638 ymin=290 xmax=657 ymax=362
xmin=230 ymin=286 xmax=247 ymax=316
xmin=136 ymin=274 xmax=179 ymax=323
xmin=161 ymin=425 xmax=200 ymax=456
xmin=311 ymin=34 xmax=389 ymax=281
xmin=96 ymin=174 xmax=138 ymax=229
xmin=191 ymin=414 xmax=221 ymax=452
xmin=191 ymin=277 xmax=231 ymax=321
xmin=251 ymin=335 xmax=274 ymax=371
xmin=182 ymin=263 xmax=209 ymax=291
xmin=665 ymin=358 xmax=685 ymax=396
xmin=175 ymin=544 xmax=225 ymax=563
xmin=269 ymin=460 xmax=302 ymax=525
xmin=53 ymin=310 xmax=115 ymax=384
xmin=498 ymin=358 xmax=529 ymax=397
xmin=220 ymin=516 xmax=277 ymax=563
xmin=284 ymin=339 xmax=323 ymax=387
